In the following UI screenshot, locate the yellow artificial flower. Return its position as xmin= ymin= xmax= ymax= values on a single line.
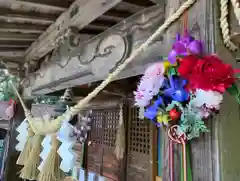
xmin=156 ymin=111 xmax=170 ymax=125
xmin=163 ymin=61 xmax=177 ymax=69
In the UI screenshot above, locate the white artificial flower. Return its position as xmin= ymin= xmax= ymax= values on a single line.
xmin=134 ymin=63 xmax=165 ymax=107
xmin=192 ymin=89 xmax=223 ymax=110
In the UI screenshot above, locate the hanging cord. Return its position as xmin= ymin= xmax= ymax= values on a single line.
xmin=230 ymin=0 xmax=240 ymax=25
xmin=114 ymin=103 xmax=125 ymax=160
xmin=220 ymin=0 xmax=238 ymax=51
xmin=182 ymin=11 xmax=188 ymax=35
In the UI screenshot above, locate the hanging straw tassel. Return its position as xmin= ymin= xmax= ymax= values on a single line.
xmin=38 ymin=135 xmax=64 ymax=181
xmin=114 ymin=104 xmax=125 ymax=160
xmin=20 ymin=134 xmax=44 ymax=180
xmin=17 ymin=128 xmax=34 ymax=165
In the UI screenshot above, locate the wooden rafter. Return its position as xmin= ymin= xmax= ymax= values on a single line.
xmin=0 ymin=51 xmax=24 ymax=58
xmin=24 ymin=0 xmax=122 ymax=62
xmin=0 ymin=15 xmax=54 ymax=25
xmin=0 ymin=0 xmax=66 ymax=15
xmin=149 ymin=0 xmax=162 ymax=5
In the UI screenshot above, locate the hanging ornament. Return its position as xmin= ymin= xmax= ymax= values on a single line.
xmin=169 ymin=108 xmax=181 ymax=121
xmin=71 ymin=111 xmax=92 ymax=144
xmin=5 ymin=99 xmax=16 ymax=119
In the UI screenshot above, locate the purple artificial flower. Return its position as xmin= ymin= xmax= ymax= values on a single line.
xmin=168 ymin=33 xmax=203 ymax=64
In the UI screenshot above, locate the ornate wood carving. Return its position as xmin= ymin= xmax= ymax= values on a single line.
xmin=22 ymin=5 xmax=165 ymax=96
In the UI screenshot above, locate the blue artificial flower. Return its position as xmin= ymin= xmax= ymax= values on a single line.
xmin=163 ymin=76 xmax=189 ymax=102
xmin=144 ymin=96 xmax=164 ymax=120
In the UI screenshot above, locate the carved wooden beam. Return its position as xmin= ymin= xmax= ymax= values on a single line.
xmin=24 ymin=0 xmax=122 ymax=63
xmin=22 ymin=5 xmax=165 ymax=96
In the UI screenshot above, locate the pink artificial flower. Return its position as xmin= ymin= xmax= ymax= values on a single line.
xmin=134 ymin=63 xmax=165 ymax=107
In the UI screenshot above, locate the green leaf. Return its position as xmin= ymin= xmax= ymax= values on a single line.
xmin=167 ymin=67 xmax=178 ymax=77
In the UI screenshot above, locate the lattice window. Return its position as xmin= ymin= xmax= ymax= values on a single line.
xmin=128 ymin=107 xmax=150 ymax=154
xmin=104 ymin=109 xmax=118 ymax=147
xmin=90 ymin=108 xmax=118 ymax=147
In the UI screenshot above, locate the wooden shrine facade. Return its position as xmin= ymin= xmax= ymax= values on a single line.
xmin=31 ymin=100 xmax=152 ymax=181
xmin=1 ymin=0 xmax=240 ymax=181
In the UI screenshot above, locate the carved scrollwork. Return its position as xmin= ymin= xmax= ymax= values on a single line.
xmin=88 ymin=33 xmax=130 ymax=77
xmin=77 ymin=42 xmax=116 ymax=65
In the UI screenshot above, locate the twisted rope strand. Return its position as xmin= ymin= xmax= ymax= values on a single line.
xmin=220 ymin=0 xmax=238 ymax=51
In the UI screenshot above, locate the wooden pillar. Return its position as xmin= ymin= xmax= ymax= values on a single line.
xmin=162 ymin=0 xmax=219 ymax=180
xmin=214 ymin=1 xmax=240 ymax=180
xmin=150 ymin=124 xmax=157 ymax=181
xmin=4 ymin=99 xmax=33 ymax=181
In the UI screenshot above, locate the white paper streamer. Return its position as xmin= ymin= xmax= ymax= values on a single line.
xmin=38 ymin=135 xmax=52 ymax=171
xmin=57 ymin=121 xmax=77 ymax=172
xmin=15 ymin=118 xmax=28 ymax=151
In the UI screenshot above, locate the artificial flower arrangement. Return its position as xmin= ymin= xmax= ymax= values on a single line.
xmin=134 ymin=32 xmax=239 ymax=140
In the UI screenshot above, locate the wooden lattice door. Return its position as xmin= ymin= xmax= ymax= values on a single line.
xmin=126 ymin=106 xmax=151 ymax=181
xmin=88 ymin=108 xmax=120 ymax=181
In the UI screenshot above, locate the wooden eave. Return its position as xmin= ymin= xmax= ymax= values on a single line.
xmin=0 ymin=0 xmax=156 ymax=76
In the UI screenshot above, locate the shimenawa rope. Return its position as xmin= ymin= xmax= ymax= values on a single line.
xmin=220 ymin=0 xmax=238 ymax=51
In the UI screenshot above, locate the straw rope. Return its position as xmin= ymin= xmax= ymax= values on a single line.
xmin=220 ymin=0 xmax=238 ymax=51
xmin=231 ymin=0 xmax=240 ymax=25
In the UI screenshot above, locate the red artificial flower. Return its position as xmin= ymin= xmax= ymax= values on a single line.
xmin=178 ymin=55 xmax=235 ymax=93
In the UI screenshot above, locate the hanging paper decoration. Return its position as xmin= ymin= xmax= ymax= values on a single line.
xmin=134 ymin=31 xmax=240 ymax=140
xmin=38 ymin=135 xmax=52 ymax=171
xmin=15 ymin=118 xmax=29 ymax=151
xmin=71 ymin=167 xmax=106 ymax=181
xmin=57 ymin=121 xmax=77 ymax=173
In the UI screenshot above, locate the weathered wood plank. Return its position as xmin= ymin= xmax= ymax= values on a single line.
xmin=214 ymin=1 xmax=240 ymax=180
xmin=0 ymin=15 xmax=54 ymax=25
xmin=0 ymin=51 xmax=24 ymax=58
xmin=18 ymin=0 xmax=74 ymax=9
xmin=0 ymin=0 xmax=66 ymax=15
xmin=22 ymin=5 xmax=165 ymax=96
xmin=0 ymin=32 xmax=39 ymax=41
xmin=114 ymin=2 xmax=145 ymax=13
xmin=149 ymin=0 xmax=162 ymax=5
xmin=24 ymin=0 xmax=122 ymax=62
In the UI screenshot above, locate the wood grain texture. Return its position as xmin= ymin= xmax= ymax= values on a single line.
xmin=215 ymin=1 xmax=240 ymax=180
xmin=24 ymin=0 xmax=122 ymax=62
xmin=22 ymin=5 xmax=165 ymax=96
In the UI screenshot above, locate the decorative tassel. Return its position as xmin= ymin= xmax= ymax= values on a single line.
xmin=16 ymin=128 xmax=34 ymax=165
xmin=38 ymin=135 xmax=64 ymax=181
xmin=114 ymin=104 xmax=125 ymax=160
xmin=20 ymin=134 xmax=44 ymax=180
